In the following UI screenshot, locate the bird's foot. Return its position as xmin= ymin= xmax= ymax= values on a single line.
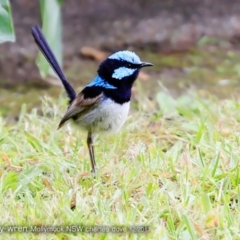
xmin=91 ymin=167 xmax=98 ymax=179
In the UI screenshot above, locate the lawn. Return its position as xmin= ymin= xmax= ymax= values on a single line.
xmin=1 ymin=92 xmax=240 ymax=239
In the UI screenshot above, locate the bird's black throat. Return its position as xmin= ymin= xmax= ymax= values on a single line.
xmin=81 ymin=86 xmax=131 ymax=104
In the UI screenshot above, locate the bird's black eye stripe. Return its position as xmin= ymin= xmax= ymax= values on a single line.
xmin=106 ymin=59 xmax=140 ymax=69
xmin=124 ymin=61 xmax=140 ymax=69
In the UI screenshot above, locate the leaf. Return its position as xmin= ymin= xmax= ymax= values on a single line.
xmin=205 ymin=210 xmax=218 ymax=228
xmin=14 ymin=166 xmax=43 ymax=194
xmin=0 ymin=0 xmax=15 ymax=43
xmin=201 ymin=193 xmax=212 ymax=214
xmin=156 ymin=92 xmax=176 ymax=115
xmin=37 ymin=0 xmax=62 ymax=78
xmin=182 ymin=214 xmax=197 ymax=240
xmin=0 ymin=171 xmax=19 ymax=193
xmin=25 ymin=131 xmax=43 ymax=152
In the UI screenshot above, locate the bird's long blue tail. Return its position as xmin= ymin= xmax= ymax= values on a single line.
xmin=31 ymin=26 xmax=76 ymax=103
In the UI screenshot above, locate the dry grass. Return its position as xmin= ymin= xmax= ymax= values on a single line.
xmin=1 ymin=93 xmax=240 ymax=239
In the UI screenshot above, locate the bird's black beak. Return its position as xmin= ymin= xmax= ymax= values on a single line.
xmin=140 ymin=62 xmax=153 ymax=68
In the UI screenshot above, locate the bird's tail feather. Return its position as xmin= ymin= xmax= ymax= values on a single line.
xmin=31 ymin=25 xmax=76 ymax=103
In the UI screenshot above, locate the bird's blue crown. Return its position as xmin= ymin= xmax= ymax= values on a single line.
xmin=108 ymin=51 xmax=141 ymax=65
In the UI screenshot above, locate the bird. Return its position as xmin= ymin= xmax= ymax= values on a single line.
xmin=31 ymin=26 xmax=153 ymax=176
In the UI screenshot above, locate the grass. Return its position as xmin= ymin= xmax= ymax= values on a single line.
xmin=1 ymin=92 xmax=240 ymax=239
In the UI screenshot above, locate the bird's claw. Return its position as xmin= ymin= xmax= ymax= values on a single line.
xmin=91 ymin=167 xmax=98 ymax=178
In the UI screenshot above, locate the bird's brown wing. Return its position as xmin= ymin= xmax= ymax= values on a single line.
xmin=58 ymin=92 xmax=104 ymax=129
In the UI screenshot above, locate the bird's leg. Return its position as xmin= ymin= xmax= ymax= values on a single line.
xmin=87 ymin=132 xmax=97 ymax=176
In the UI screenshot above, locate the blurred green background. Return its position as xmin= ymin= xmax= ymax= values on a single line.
xmin=1 ymin=0 xmax=240 ymax=119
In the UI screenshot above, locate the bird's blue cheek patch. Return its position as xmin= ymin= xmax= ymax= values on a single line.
xmin=87 ymin=75 xmax=117 ymax=89
xmin=112 ymin=67 xmax=136 ymax=80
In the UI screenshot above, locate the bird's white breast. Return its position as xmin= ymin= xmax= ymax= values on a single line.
xmin=76 ymin=98 xmax=130 ymax=134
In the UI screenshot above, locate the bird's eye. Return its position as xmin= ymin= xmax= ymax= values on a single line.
xmin=127 ymin=63 xmax=132 ymax=68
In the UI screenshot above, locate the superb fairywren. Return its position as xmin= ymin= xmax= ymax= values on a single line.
xmin=31 ymin=26 xmax=153 ymax=176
